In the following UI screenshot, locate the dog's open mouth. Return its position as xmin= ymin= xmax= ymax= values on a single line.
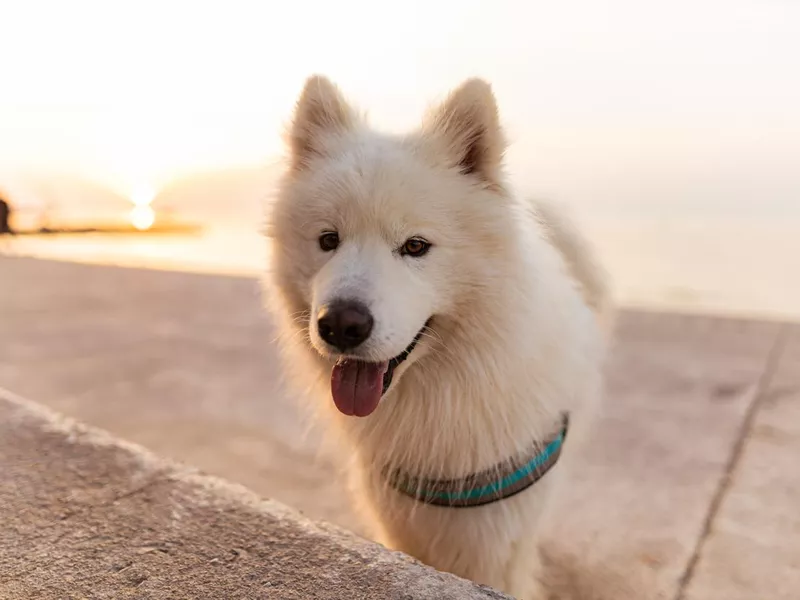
xmin=329 ymin=321 xmax=429 ymax=418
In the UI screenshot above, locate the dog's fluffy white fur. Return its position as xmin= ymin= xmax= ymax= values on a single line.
xmin=264 ymin=75 xmax=611 ymax=599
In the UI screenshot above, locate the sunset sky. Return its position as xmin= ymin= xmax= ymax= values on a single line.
xmin=1 ymin=0 xmax=798 ymax=217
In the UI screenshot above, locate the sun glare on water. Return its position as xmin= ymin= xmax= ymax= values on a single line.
xmin=128 ymin=185 xmax=157 ymax=231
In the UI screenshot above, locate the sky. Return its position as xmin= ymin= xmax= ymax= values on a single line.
xmin=1 ymin=0 xmax=798 ymax=218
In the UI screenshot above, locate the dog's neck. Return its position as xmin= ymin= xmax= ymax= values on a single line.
xmin=385 ymin=412 xmax=570 ymax=507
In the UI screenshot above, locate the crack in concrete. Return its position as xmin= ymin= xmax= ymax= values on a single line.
xmin=39 ymin=475 xmax=170 ymax=529
xmin=673 ymin=324 xmax=791 ymax=600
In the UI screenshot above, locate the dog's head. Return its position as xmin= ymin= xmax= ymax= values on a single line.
xmin=267 ymin=76 xmax=515 ymax=417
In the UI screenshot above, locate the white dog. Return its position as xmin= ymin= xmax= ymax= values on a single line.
xmin=265 ymin=75 xmax=610 ymax=599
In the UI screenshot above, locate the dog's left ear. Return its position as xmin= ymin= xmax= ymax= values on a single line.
xmin=422 ymin=79 xmax=506 ymax=188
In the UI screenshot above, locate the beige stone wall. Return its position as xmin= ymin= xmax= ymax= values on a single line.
xmin=0 ymin=390 xmax=509 ymax=599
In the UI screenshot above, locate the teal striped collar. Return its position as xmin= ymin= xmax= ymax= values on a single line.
xmin=385 ymin=413 xmax=569 ymax=508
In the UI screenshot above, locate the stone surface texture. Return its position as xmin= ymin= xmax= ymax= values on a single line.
xmin=0 ymin=391 xmax=508 ymax=599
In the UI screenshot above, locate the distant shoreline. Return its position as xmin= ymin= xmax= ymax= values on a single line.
xmin=2 ymin=219 xmax=798 ymax=323
xmin=4 ymin=223 xmax=202 ymax=236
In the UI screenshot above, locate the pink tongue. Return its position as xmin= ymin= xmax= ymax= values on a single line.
xmin=331 ymin=359 xmax=389 ymax=417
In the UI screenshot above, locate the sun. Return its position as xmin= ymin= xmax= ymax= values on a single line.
xmin=130 ymin=205 xmax=156 ymax=231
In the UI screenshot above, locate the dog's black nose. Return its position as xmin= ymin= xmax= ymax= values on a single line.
xmin=317 ymin=301 xmax=374 ymax=352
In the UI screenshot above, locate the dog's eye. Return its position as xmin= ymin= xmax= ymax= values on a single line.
xmin=319 ymin=231 xmax=340 ymax=252
xmin=400 ymin=237 xmax=431 ymax=258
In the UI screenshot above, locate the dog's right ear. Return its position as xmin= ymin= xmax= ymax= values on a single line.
xmin=421 ymin=79 xmax=506 ymax=189
xmin=286 ymin=75 xmax=357 ymax=171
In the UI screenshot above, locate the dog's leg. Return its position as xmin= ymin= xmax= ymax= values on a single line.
xmin=346 ymin=467 xmax=401 ymax=551
xmin=498 ymin=536 xmax=546 ymax=600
